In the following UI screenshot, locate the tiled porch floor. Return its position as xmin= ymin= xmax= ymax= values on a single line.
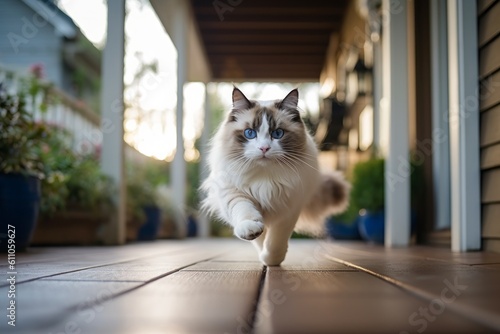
xmin=1 ymin=239 xmax=500 ymax=333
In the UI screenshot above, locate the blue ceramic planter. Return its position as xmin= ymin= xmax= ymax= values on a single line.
xmin=187 ymin=215 xmax=199 ymax=237
xmin=358 ymin=210 xmax=385 ymax=244
xmin=326 ymin=216 xmax=361 ymax=240
xmin=0 ymin=173 xmax=40 ymax=251
xmin=137 ymin=206 xmax=161 ymax=241
xmin=358 ymin=210 xmax=417 ymax=244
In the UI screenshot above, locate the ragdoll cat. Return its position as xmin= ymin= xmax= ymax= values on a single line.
xmin=201 ymin=87 xmax=350 ymax=266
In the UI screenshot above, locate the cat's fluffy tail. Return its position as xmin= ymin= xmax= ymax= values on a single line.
xmin=294 ymin=171 xmax=351 ymax=236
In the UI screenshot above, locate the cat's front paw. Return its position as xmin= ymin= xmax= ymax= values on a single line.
xmin=234 ymin=220 xmax=264 ymax=241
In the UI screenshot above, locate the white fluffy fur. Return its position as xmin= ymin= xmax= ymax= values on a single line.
xmin=201 ymin=89 xmax=349 ymax=266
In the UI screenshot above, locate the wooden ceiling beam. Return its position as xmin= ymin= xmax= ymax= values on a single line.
xmin=204 ymin=41 xmax=327 ymax=48
xmin=202 ymin=34 xmax=329 ymax=44
xmin=212 ymin=64 xmax=322 ymax=71
xmin=213 ymin=73 xmax=319 ymax=80
xmin=197 ymin=21 xmax=339 ymax=30
xmin=206 ymin=45 xmax=326 ymax=55
xmin=214 ymin=73 xmax=319 ymax=77
xmin=210 ymin=54 xmax=325 ymax=63
xmin=195 ymin=14 xmax=344 ymax=23
xmin=191 ymin=0 xmax=347 ymax=8
xmin=200 ymin=29 xmax=333 ymax=37
xmin=193 ymin=6 xmax=344 ymax=16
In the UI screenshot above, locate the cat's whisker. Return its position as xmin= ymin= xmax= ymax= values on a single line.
xmin=283 ymin=148 xmax=318 ymax=158
xmin=282 ymin=150 xmax=318 ymax=161
xmin=277 ymin=155 xmax=300 ymax=171
xmin=278 ymin=156 xmax=306 ymax=191
xmin=284 ymin=150 xmax=318 ymax=160
xmin=284 ymin=154 xmax=321 ymax=172
xmin=277 ymin=157 xmax=302 ymax=183
xmin=276 ymin=157 xmax=298 ymax=175
xmin=225 ymin=155 xmax=250 ymax=172
xmin=240 ymin=158 xmax=254 ymax=172
xmin=227 ymin=157 xmax=251 ymax=173
xmin=276 ymin=155 xmax=298 ymax=171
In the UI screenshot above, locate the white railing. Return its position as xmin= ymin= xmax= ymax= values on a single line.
xmin=0 ymin=66 xmax=151 ymax=165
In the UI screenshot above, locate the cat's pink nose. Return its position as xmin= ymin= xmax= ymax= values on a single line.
xmin=259 ymin=146 xmax=270 ymax=153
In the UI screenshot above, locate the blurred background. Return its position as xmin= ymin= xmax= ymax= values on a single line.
xmin=0 ymin=0 xmax=496 ymax=253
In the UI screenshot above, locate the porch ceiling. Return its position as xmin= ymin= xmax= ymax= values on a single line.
xmin=190 ymin=0 xmax=349 ymax=81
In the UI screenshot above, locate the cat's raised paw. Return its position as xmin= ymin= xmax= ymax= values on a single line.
xmin=234 ymin=220 xmax=264 ymax=241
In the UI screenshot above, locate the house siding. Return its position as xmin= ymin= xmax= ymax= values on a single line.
xmin=0 ymin=0 xmax=63 ymax=86
xmin=478 ymin=0 xmax=500 ymax=252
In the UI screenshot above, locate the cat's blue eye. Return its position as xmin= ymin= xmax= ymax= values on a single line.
xmin=244 ymin=128 xmax=257 ymax=139
xmin=271 ymin=128 xmax=284 ymax=139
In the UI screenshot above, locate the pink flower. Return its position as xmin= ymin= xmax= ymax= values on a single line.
xmin=30 ymin=63 xmax=44 ymax=79
xmin=94 ymin=144 xmax=102 ymax=159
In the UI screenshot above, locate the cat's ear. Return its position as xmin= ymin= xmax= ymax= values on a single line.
xmin=277 ymin=89 xmax=301 ymax=123
xmin=232 ymin=87 xmax=252 ymax=111
xmin=279 ymin=88 xmax=299 ymax=110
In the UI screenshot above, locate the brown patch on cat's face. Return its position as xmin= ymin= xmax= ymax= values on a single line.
xmin=252 ymin=107 xmax=276 ymax=130
xmin=274 ymin=101 xmax=302 ymax=123
xmin=228 ymin=102 xmax=255 ymax=123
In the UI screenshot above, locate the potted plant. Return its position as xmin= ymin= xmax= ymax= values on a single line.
xmin=126 ymin=165 xmax=161 ymax=241
xmin=137 ymin=204 xmax=162 ymax=241
xmin=126 ymin=161 xmax=179 ymax=241
xmin=35 ymin=125 xmax=73 ymax=216
xmin=351 ymin=158 xmax=386 ymax=243
xmin=351 ymin=157 xmax=420 ymax=244
xmin=0 ymin=84 xmax=45 ymax=251
xmin=33 ymin=147 xmax=115 ymax=245
xmin=325 ymin=200 xmax=362 ymax=240
xmin=155 ymin=184 xmax=178 ymax=239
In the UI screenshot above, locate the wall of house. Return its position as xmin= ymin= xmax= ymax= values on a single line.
xmin=0 ymin=0 xmax=63 ymax=87
xmin=478 ymin=0 xmax=500 ymax=252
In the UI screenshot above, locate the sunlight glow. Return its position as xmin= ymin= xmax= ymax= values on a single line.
xmin=58 ymin=1 xmax=321 ymax=163
xmin=359 ymin=105 xmax=373 ymax=151
xmin=58 ymin=0 xmax=107 ymax=47
xmin=59 ymin=0 xmax=192 ymax=162
xmin=320 ymin=77 xmax=335 ymax=98
xmin=213 ymin=82 xmax=320 ymax=119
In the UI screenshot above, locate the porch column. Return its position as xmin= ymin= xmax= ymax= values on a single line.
xmin=171 ymin=3 xmax=187 ymax=237
xmin=197 ymin=83 xmax=212 ymax=238
xmin=430 ymin=0 xmax=451 ymax=231
xmin=372 ymin=40 xmax=382 ymax=154
xmin=447 ymin=0 xmax=481 ymax=251
xmin=382 ymin=0 xmax=411 ymax=247
xmin=100 ymin=0 xmax=126 ymax=245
